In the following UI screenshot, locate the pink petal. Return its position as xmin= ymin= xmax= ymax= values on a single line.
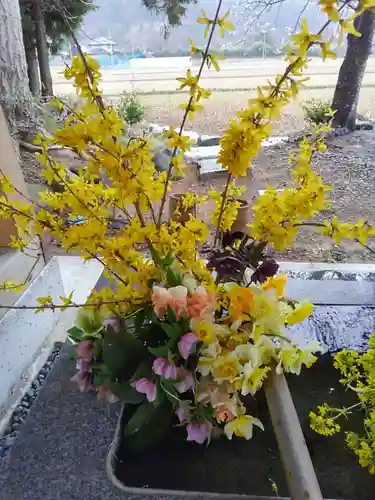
xmin=134 ymin=378 xmax=157 ymax=402
xmin=176 ymin=406 xmax=189 ymax=423
xmin=76 ymin=340 xmax=93 ymax=362
xmin=178 ymin=332 xmax=198 ymax=360
xmin=152 ymin=357 xmax=169 ymax=376
xmin=71 ymin=370 xmax=92 ymax=392
xmin=164 ymin=363 xmax=178 ymax=380
xmin=152 ymin=357 xmax=177 ymax=379
xmin=186 ymin=421 xmax=212 ymax=444
xmin=175 ymin=367 xmax=195 ymax=393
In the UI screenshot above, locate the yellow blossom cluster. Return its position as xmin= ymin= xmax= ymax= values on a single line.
xmin=209 ymin=181 xmax=246 ymax=233
xmin=0 ymin=1 xmax=374 ymax=450
xmin=310 ymin=334 xmax=375 ymax=474
xmin=195 ymin=276 xmax=320 ymax=437
xmin=249 ymin=136 xmax=331 ymax=250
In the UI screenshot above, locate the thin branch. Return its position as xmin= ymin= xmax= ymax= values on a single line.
xmin=0 ymin=254 xmax=41 ymax=291
xmin=157 ymin=0 xmax=224 ymax=227
xmin=214 ymin=174 xmax=232 ymax=246
xmin=0 ymin=298 xmax=129 ymax=311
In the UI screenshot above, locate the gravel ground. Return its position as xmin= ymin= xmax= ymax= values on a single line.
xmin=0 ymin=343 xmax=63 ymax=462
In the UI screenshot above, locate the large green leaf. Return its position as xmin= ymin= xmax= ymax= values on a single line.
xmin=123 ymin=402 xmax=172 ymax=451
xmin=67 ymin=326 xmax=83 ymax=342
xmin=103 ymin=326 xmax=147 ymax=379
xmin=160 ymin=321 xmax=182 ymax=339
xmin=124 ymin=402 xmax=156 ymax=435
xmin=76 ymin=309 xmax=104 ymax=336
xmin=148 ymin=341 xmax=173 ymax=357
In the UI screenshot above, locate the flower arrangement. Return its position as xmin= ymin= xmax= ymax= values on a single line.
xmin=1 ymin=0 xmax=375 ymax=450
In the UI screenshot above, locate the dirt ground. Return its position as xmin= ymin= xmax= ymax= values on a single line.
xmin=168 ymin=129 xmax=375 ymax=263
xmin=21 ymin=88 xmax=375 ymax=263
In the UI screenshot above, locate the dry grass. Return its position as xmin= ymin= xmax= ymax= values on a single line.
xmin=142 ymin=87 xmax=375 ymax=135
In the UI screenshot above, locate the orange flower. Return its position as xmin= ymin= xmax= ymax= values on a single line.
xmin=227 ymin=286 xmax=254 ymax=322
xmin=262 ymin=274 xmax=287 ymax=298
xmin=187 ymin=286 xmax=216 ymax=319
xmin=216 ymin=405 xmax=236 ymax=423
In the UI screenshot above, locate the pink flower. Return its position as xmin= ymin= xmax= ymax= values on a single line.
xmin=187 ymin=287 xmax=216 ymax=319
xmin=71 ymin=369 xmax=92 ymax=392
xmin=178 ymin=332 xmax=198 ymax=360
xmin=133 ymin=378 xmax=157 ymax=402
xmin=152 ymin=285 xmax=188 ymax=319
xmin=186 ymin=421 xmax=212 ymax=444
xmin=152 ymin=357 xmax=178 ymax=379
xmin=175 ymin=367 xmax=195 ymax=393
xmin=176 ymin=402 xmax=191 ymax=423
xmin=76 ymin=340 xmax=93 ymax=362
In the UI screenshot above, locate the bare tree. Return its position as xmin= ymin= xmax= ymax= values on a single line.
xmin=234 ymin=0 xmax=375 ymax=130
xmin=32 ymin=0 xmax=53 ymax=96
xmin=332 ymin=7 xmax=375 ymax=130
xmin=0 ymin=0 xmax=33 ymax=134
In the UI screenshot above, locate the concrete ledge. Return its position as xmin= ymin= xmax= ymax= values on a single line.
xmin=286 ymin=279 xmax=375 ymax=305
xmin=0 ymin=256 xmax=103 ymax=430
xmin=279 ymin=262 xmax=375 ymax=273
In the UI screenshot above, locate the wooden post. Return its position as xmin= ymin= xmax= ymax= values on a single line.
xmin=264 ymin=367 xmax=323 ymax=500
xmin=230 ymin=198 xmax=250 ymax=234
xmin=0 ymin=106 xmax=29 ymax=246
xmin=169 ymin=194 xmax=196 ymax=224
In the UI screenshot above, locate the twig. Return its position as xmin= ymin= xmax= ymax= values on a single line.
xmin=214 ymin=174 xmax=232 ymax=246
xmin=0 ymin=298 xmax=129 ymax=311
xmin=157 ymin=0 xmax=224 ymax=227
xmin=0 ymin=254 xmax=41 ymax=291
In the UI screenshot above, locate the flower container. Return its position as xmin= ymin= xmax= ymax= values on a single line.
xmin=170 ymin=193 xmax=197 ymax=224
xmin=106 ymin=354 xmax=373 ymax=500
xmin=230 ymin=199 xmax=251 ymax=234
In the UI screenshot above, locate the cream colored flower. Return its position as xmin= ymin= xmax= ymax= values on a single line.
xmin=224 ymin=415 xmax=264 ymax=440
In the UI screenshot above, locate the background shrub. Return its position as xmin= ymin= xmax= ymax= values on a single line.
xmin=302 ymin=98 xmax=331 ymax=124
xmin=118 ymin=91 xmax=145 ymax=125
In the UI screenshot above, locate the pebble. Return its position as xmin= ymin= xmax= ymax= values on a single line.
xmin=0 ymin=343 xmax=63 ymax=461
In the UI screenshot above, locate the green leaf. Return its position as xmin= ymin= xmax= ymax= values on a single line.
xmin=148 ymin=343 xmax=171 ymax=357
xmin=103 ymin=326 xmax=147 ymax=379
xmin=92 ymin=338 xmax=102 ymax=359
xmin=167 ymin=305 xmax=177 ymax=323
xmin=162 ymin=254 xmax=174 ymax=267
xmin=132 ymin=360 xmax=153 ymax=380
xmin=92 ymin=369 xmax=110 ymax=387
xmin=67 ymin=326 xmax=83 ymax=342
xmin=109 ymin=381 xmax=145 ymax=404
xmin=149 ymin=245 xmax=161 ymax=266
xmin=160 ymin=321 xmax=181 ymax=339
xmin=166 ymin=268 xmax=182 ymax=287
xmin=134 ymin=308 xmax=146 ymax=333
xmin=124 ymin=402 xmax=156 ymax=435
xmin=123 ymin=402 xmax=172 ymax=451
xmin=76 ymin=309 xmax=104 ymax=336
xmin=180 ymin=317 xmax=191 ymax=334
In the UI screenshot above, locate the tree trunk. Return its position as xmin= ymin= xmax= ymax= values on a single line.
xmin=0 ymin=0 xmax=33 ymax=135
xmin=32 ymin=0 xmax=52 ymax=97
xmin=332 ymin=8 xmax=375 ymax=130
xmin=25 ymin=41 xmax=40 ymax=95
